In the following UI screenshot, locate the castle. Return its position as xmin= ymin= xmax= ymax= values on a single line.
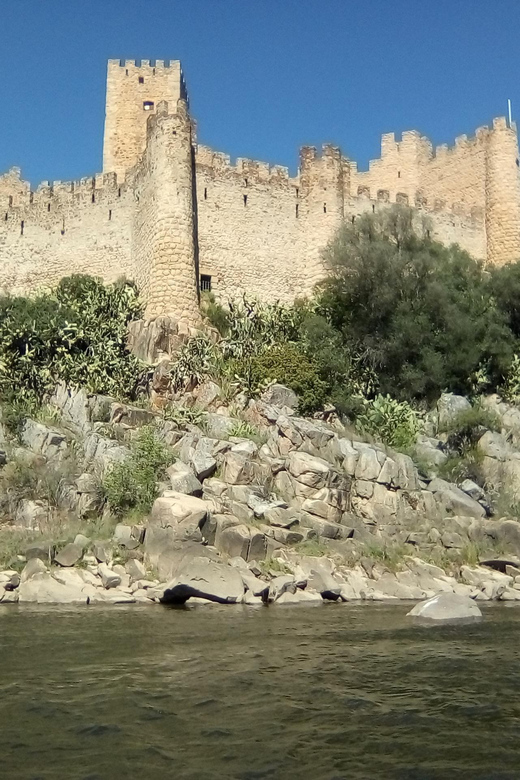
xmin=1 ymin=58 xmax=520 ymax=327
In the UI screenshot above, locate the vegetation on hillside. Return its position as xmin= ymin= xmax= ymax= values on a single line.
xmin=0 ymin=275 xmax=143 ymax=432
xmin=4 ymin=207 xmax=520 ymax=451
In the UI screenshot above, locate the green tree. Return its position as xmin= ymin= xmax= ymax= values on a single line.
xmin=315 ymin=206 xmax=513 ymax=403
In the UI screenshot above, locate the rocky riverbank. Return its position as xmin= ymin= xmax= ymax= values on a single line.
xmin=3 ymin=367 xmax=520 ymax=610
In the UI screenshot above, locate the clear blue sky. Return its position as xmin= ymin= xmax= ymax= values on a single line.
xmin=2 ymin=0 xmax=519 ymax=185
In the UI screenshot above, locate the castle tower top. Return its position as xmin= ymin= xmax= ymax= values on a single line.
xmin=103 ymin=59 xmax=188 ymax=181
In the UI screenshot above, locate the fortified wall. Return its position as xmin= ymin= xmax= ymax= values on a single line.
xmin=1 ymin=58 xmax=520 ymax=326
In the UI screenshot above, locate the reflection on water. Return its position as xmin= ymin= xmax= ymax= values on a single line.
xmin=0 ymin=602 xmax=519 ymax=780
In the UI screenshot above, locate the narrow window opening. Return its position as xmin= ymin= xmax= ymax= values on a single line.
xmin=372 ymin=204 xmax=375 ymax=213
xmin=244 ymin=178 xmax=248 ymax=186
xmin=4 ymin=213 xmax=7 ymax=221
xmin=204 ymin=187 xmax=207 ymax=200
xmin=138 ymin=76 xmax=144 ymax=84
xmin=243 ymin=194 xmax=248 ymax=207
xmin=143 ymin=101 xmax=154 ymax=111
xmin=351 ymin=216 xmax=356 ymax=224
xmin=295 ymin=203 xmax=299 ymax=218
xmin=47 ymin=203 xmax=51 ymax=212
xmin=323 ymin=203 xmax=327 ymax=213
xmin=118 ymin=188 xmax=121 ymax=197
xmin=8 ymin=196 xmax=13 ymax=206
xmin=397 ymin=170 xmax=401 ymax=178
xmin=91 ymin=193 xmax=95 ymax=203
xmin=109 ymin=209 xmax=112 ymax=220
xmin=125 ymin=69 xmax=129 ymax=76
xmin=20 ymin=220 xmax=24 ymax=235
xmin=29 ymin=192 xmax=34 ymax=204
xmin=61 ymin=218 xmax=65 ymax=235
xmin=426 ymin=229 xmax=431 ymax=239
xmin=200 ymin=274 xmax=212 ymax=292
xmin=153 ymin=67 xmax=156 ymax=75
xmin=296 ymin=187 xmax=299 ymax=198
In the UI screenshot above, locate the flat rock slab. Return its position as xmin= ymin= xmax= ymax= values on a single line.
xmin=407 ymin=592 xmax=482 ymax=621
xmin=55 ymin=543 xmax=84 ymax=567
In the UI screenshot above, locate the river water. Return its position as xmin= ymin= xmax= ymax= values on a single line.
xmin=1 ymin=602 xmax=519 ymax=780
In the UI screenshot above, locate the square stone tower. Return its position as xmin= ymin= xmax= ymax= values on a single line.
xmin=103 ymin=59 xmax=188 ymax=181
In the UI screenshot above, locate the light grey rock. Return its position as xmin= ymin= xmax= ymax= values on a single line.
xmin=21 ymin=419 xmax=67 ymax=460
xmin=428 ymin=478 xmax=485 ymax=518
xmin=441 ymin=531 xmax=465 ymax=549
xmin=354 ymin=448 xmax=382 ymax=481
xmin=436 ymin=393 xmax=472 ymax=431
xmin=264 ymin=506 xmax=299 ymax=528
xmin=477 ymin=431 xmax=511 ymax=461
xmin=269 ymin=574 xmax=296 ymax=601
xmin=217 ymin=524 xmax=251 ymax=559
xmin=205 ymin=413 xmax=235 ymax=440
xmin=92 ymin=542 xmax=108 ymax=563
xmin=54 ymin=543 xmax=83 ymax=568
xmin=299 ymin=512 xmax=342 ymax=539
xmin=74 ymin=534 xmax=91 ymax=551
xmin=460 ymin=479 xmax=486 ymax=502
xmin=287 ymin=451 xmax=332 ymax=488
xmin=166 ymin=461 xmax=203 ymax=496
xmin=20 ymin=558 xmax=48 ymax=583
xmin=407 ymin=592 xmax=482 ymax=621
xmin=15 ymin=499 xmax=48 ymax=530
xmin=221 ymin=445 xmax=256 ymax=484
xmin=240 ymin=570 xmax=269 ymax=598
xmin=261 ymin=384 xmax=299 ymax=410
xmin=194 ymin=380 xmax=221 ymax=410
xmin=125 ymin=558 xmax=146 ymax=583
xmin=98 ymin=563 xmax=122 ymax=589
xmin=191 ymin=450 xmax=217 ymax=481
xmin=247 ymin=494 xmax=286 ymax=518
xmin=160 ymin=557 xmax=245 ymax=604
xmin=18 ymin=573 xmax=88 ymax=604
xmin=113 ymin=523 xmax=141 ymax=550
xmin=272 ymin=528 xmax=304 ymax=545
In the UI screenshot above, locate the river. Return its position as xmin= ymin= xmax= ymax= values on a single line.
xmin=0 ymin=602 xmax=519 ymax=779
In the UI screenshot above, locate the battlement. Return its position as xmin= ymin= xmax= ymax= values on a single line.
xmin=0 ymin=168 xmax=125 ymax=215
xmin=108 ymin=58 xmax=180 ymax=70
xmin=195 ymin=144 xmax=297 ymax=187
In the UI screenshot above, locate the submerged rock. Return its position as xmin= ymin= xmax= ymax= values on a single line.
xmin=407 ymin=592 xmax=482 ymax=621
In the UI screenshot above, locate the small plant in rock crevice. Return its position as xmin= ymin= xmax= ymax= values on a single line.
xmin=102 ymin=425 xmax=174 ymax=515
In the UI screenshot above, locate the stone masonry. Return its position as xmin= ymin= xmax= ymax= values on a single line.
xmin=1 ymin=58 xmax=520 ymax=326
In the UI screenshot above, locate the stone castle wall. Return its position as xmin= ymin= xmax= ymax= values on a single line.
xmin=0 ymin=58 xmax=519 ymax=325
xmin=0 ymin=168 xmax=134 ymax=295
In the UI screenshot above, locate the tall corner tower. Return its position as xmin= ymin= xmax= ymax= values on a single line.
xmin=103 ymin=58 xmax=188 ymax=181
xmin=485 ymin=117 xmax=520 ymax=265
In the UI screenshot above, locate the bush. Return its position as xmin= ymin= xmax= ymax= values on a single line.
xmin=103 ymin=426 xmax=173 ymax=515
xmin=315 ymin=206 xmax=514 ymax=403
xmin=169 ymin=336 xmax=220 ymax=391
xmin=441 ymin=403 xmax=500 ymax=454
xmin=0 ymin=275 xmax=143 ymax=412
xmin=229 ymin=342 xmax=328 ymax=415
xmin=357 ymin=394 xmax=422 ymax=450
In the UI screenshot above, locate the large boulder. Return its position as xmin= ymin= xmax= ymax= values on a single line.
xmin=145 ymin=492 xmax=209 ymax=578
xmin=261 ymin=384 xmax=299 ymax=411
xmin=159 ymin=557 xmax=245 ymax=605
xmin=427 ymin=478 xmax=485 ymax=518
xmin=407 ymin=592 xmax=482 ymax=621
xmin=18 ymin=573 xmax=89 ymax=604
xmin=287 ymin=451 xmax=333 ymax=489
xmin=436 ymin=393 xmax=471 ymax=431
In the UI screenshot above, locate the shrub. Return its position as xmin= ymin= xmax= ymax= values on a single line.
xmin=441 ymin=403 xmax=500 ymax=454
xmin=438 ymin=446 xmax=486 ymax=486
xmin=502 ymin=354 xmax=520 ymax=402
xmin=103 ymin=426 xmax=173 ymax=514
xmin=0 ymin=275 xmax=143 ymax=412
xmin=229 ymin=342 xmax=328 ymax=415
xmin=357 ymin=394 xmax=422 ymax=450
xmin=221 ymin=295 xmax=301 ymax=360
xmin=163 ymin=404 xmax=207 ymax=430
xmin=169 ymin=336 xmax=220 ymax=391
